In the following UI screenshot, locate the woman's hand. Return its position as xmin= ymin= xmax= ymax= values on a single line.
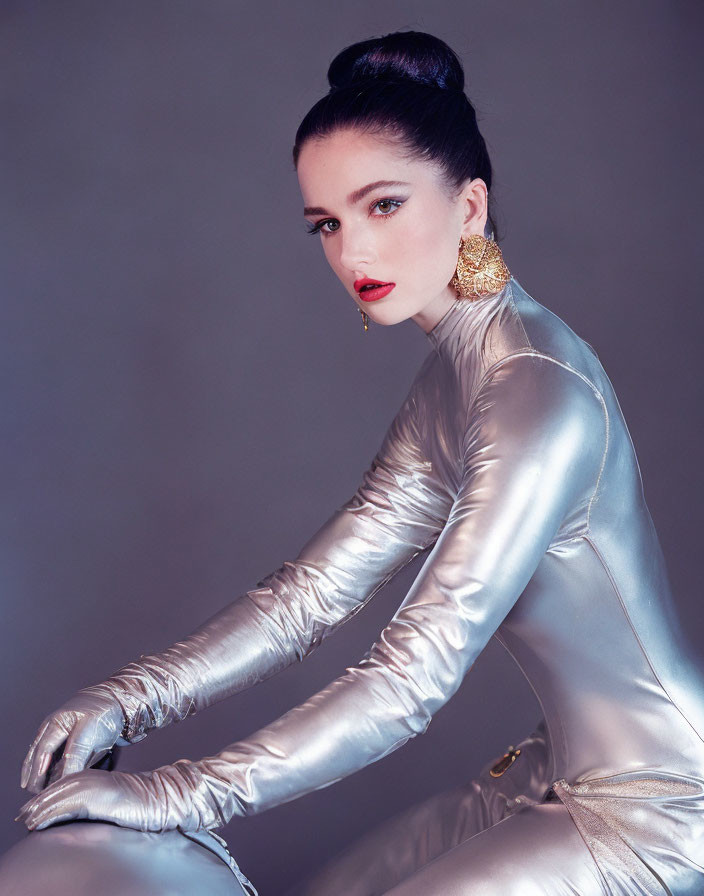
xmin=20 ymin=688 xmax=127 ymax=794
xmin=15 ymin=768 xmax=171 ymax=833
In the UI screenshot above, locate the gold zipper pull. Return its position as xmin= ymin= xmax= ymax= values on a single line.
xmin=489 ymin=745 xmax=521 ymax=778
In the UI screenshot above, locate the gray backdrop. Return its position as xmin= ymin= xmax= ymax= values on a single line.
xmin=2 ymin=2 xmax=703 ymax=892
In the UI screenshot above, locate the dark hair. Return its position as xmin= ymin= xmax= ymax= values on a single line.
xmin=292 ymin=30 xmax=499 ymax=240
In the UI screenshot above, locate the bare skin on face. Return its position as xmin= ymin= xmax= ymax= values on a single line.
xmin=297 ymin=127 xmax=490 ymax=334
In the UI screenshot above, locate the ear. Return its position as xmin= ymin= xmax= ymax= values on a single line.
xmin=458 ymin=177 xmax=489 ymax=239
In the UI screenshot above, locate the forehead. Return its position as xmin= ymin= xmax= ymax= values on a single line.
xmin=297 ymin=128 xmax=437 ymax=201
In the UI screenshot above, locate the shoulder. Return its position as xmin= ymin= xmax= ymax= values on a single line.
xmin=469 ymin=351 xmax=606 ymax=457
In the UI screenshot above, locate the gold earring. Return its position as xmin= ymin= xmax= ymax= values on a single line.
xmin=450 ymin=234 xmax=511 ymax=299
xmin=359 ymin=308 xmax=369 ymax=332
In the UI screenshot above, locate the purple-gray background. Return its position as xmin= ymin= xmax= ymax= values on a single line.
xmin=2 ymin=2 xmax=703 ymax=892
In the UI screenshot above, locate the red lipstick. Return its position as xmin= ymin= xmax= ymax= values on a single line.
xmin=354 ymin=277 xmax=396 ymax=302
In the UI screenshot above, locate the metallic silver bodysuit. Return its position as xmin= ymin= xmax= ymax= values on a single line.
xmin=40 ymin=277 xmax=704 ymax=893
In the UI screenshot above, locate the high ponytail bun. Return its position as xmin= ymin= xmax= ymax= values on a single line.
xmin=293 ymin=30 xmax=499 ymax=241
xmin=327 ymin=31 xmax=464 ymax=93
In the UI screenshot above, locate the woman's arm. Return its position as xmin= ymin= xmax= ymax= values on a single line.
xmin=19 ymin=353 xmax=607 ymax=831
xmin=21 ymin=364 xmax=449 ymax=791
xmin=107 ymin=381 xmax=449 ymax=742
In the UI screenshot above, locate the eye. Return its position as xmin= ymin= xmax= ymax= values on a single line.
xmin=305 ymin=218 xmax=340 ymax=236
xmin=371 ymin=198 xmax=403 ymax=216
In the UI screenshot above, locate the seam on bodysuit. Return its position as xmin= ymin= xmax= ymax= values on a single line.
xmin=583 ymin=533 xmax=704 ymax=749
xmin=493 ymin=629 xmax=562 ymax=785
xmin=584 ymin=392 xmax=609 ymax=534
xmin=508 ymin=282 xmax=534 ymax=352
xmin=176 ymin=828 xmax=260 ymax=893
xmin=547 ymin=530 xmax=589 ymax=548
xmin=474 ymin=350 xmax=602 ymax=407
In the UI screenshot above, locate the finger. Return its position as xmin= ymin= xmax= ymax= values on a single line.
xmin=18 ymin=784 xmax=63 ymax=818
xmin=15 ymin=805 xmax=30 ymax=823
xmin=16 ymin=800 xmax=43 ymax=829
xmin=24 ymin=751 xmax=53 ymax=796
xmin=48 ymin=731 xmax=97 ymax=783
xmin=27 ymin=719 xmax=78 ymax=793
xmin=24 ymin=723 xmax=71 ymax=794
xmin=20 ymin=719 xmax=52 ymax=789
xmin=33 ymin=813 xmax=75 ymax=831
xmin=23 ymin=777 xmax=91 ymax=830
xmin=48 ymin=748 xmax=110 ymax=788
xmin=28 ymin=806 xmax=77 ymax=831
xmin=16 ymin=796 xmax=36 ymax=816
xmin=17 ymin=781 xmax=72 ymax=828
xmin=15 ymin=808 xmax=34 ymax=828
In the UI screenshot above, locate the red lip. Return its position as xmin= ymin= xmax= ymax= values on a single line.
xmin=354 ymin=277 xmax=390 ymax=291
xmin=354 ymin=278 xmax=396 ymax=303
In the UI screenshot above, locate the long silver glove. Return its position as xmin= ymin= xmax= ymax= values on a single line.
xmin=19 ymin=354 xmax=605 ymax=831
xmin=21 ymin=356 xmax=449 ymax=793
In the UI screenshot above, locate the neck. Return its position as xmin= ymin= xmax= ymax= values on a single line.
xmin=411 ymin=286 xmax=460 ymax=334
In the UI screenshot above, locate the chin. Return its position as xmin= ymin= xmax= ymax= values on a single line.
xmin=368 ymin=296 xmax=421 ymax=326
xmin=362 ymin=306 xmax=405 ymax=327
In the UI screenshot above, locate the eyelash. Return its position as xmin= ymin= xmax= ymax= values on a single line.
xmin=306 ymin=198 xmax=405 ymax=236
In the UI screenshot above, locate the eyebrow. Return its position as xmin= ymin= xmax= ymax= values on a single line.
xmin=303 ymin=180 xmax=411 ymax=217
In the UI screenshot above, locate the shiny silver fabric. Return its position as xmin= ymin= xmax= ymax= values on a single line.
xmin=22 ymin=277 xmax=704 ymax=892
xmin=0 ymin=822 xmax=254 ymax=895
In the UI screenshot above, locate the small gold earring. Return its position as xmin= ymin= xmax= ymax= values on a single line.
xmin=359 ymin=308 xmax=369 ymax=332
xmin=450 ymin=233 xmax=511 ymax=299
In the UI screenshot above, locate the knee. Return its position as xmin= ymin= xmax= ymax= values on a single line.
xmin=0 ymin=821 xmax=244 ymax=896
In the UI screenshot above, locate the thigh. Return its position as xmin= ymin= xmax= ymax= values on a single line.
xmin=294 ymin=719 xmax=553 ymax=896
xmin=382 ymin=802 xmax=607 ymax=896
xmin=293 ymin=780 xmax=502 ymax=896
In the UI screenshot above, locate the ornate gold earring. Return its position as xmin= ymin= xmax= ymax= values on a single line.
xmin=450 ymin=233 xmax=511 ymax=299
xmin=359 ymin=308 xmax=369 ymax=332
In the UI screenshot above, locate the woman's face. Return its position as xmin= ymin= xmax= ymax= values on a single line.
xmin=296 ymin=127 xmax=488 ymax=333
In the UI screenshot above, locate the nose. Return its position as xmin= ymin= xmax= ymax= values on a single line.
xmin=338 ymin=225 xmax=377 ymax=273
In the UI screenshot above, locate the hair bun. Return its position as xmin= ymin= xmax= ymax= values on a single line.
xmin=327 ymin=30 xmax=465 ymax=93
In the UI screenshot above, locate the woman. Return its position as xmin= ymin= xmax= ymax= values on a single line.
xmin=15 ymin=30 xmax=704 ymax=894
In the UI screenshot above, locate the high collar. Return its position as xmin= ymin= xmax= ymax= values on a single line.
xmin=425 ymin=278 xmax=516 ymax=355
